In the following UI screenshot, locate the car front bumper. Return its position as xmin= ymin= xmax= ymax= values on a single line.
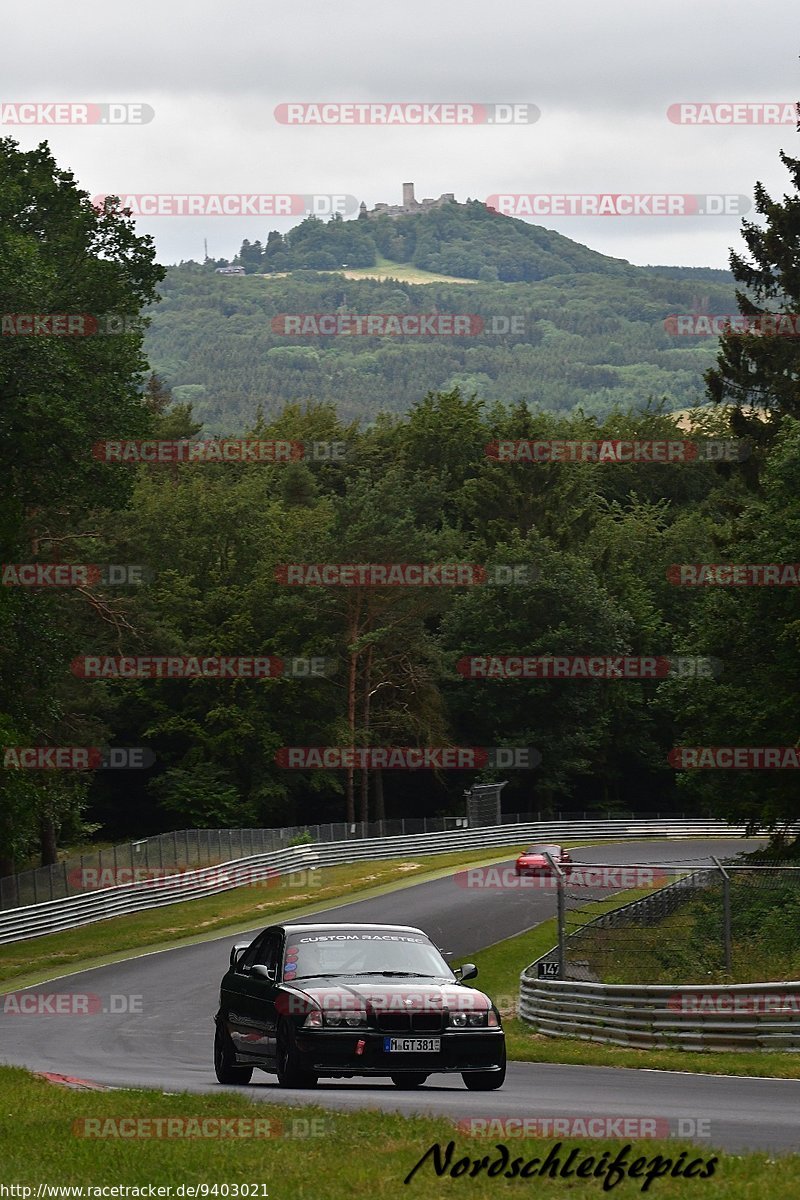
xmin=293 ymin=1027 xmax=506 ymax=1075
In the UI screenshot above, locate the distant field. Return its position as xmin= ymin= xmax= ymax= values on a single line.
xmin=260 ymin=256 xmax=472 ymax=285
xmin=671 ymin=404 xmax=768 ymax=431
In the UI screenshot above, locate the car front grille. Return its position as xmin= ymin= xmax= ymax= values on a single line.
xmin=375 ymin=1012 xmax=444 ymax=1033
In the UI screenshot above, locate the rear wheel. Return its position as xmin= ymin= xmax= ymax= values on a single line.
xmin=214 ymin=1023 xmax=253 ymax=1085
xmin=390 ymin=1074 xmax=428 ymax=1089
xmin=276 ymin=1019 xmax=318 ymax=1088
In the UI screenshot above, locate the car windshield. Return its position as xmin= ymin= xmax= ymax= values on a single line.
xmin=282 ymin=929 xmax=454 ymax=981
xmin=524 ymin=845 xmax=560 ymax=855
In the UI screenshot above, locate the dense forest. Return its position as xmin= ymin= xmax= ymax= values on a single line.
xmin=2 ymin=134 xmax=799 ymax=872
xmin=145 ymin=261 xmax=737 ymax=432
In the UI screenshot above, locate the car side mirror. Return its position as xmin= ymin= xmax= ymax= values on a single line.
xmin=455 ymin=963 xmax=478 ymax=982
xmin=250 ymin=964 xmax=276 ymax=982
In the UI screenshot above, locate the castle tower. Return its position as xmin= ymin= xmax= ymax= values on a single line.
xmin=402 ymin=182 xmax=415 ymax=209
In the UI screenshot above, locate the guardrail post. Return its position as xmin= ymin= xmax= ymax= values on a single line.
xmin=556 ymin=875 xmax=566 ymax=978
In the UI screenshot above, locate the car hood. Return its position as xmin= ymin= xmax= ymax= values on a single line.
xmin=283 ymin=980 xmax=492 ymax=1013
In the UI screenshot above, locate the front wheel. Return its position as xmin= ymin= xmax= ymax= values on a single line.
xmin=463 ymin=1048 xmax=506 ymax=1091
xmin=214 ymin=1023 xmax=253 ymax=1085
xmin=276 ymin=1020 xmax=318 ymax=1088
xmin=390 ymin=1074 xmax=428 ymax=1089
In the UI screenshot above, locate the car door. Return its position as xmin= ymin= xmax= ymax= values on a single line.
xmin=226 ymin=929 xmax=283 ymax=1063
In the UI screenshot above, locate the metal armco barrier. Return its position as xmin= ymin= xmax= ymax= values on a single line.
xmin=520 ymin=861 xmax=800 ymax=1050
xmin=0 ymin=819 xmax=756 ymax=945
xmin=518 ymin=975 xmax=800 ymax=1051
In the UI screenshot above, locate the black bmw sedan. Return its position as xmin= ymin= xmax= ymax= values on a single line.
xmin=214 ymin=921 xmax=506 ymax=1090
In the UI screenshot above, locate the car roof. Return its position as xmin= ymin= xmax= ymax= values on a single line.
xmin=276 ymin=922 xmax=427 ymax=935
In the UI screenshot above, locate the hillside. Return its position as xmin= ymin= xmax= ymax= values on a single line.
xmin=235 ymin=201 xmax=633 ymax=283
xmin=146 ymin=207 xmax=737 ymax=432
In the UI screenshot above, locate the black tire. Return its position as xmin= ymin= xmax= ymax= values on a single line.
xmin=390 ymin=1074 xmax=428 ymax=1089
xmin=463 ymin=1048 xmax=506 ymax=1091
xmin=214 ymin=1023 xmax=253 ymax=1085
xmin=276 ymin=1019 xmax=318 ymax=1088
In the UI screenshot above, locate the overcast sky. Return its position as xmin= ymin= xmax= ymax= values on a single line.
xmin=3 ymin=1 xmax=798 ymax=268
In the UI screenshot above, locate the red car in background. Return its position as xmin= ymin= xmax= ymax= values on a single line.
xmin=514 ymin=844 xmax=573 ymax=876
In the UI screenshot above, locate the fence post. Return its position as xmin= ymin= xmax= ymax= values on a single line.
xmin=546 ymin=851 xmax=567 ymax=978
xmin=712 ymin=857 xmax=732 ymax=971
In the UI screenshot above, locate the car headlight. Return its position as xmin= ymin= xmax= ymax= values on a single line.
xmin=324 ymin=1010 xmax=368 ymax=1028
xmin=303 ymin=1009 xmax=323 ymax=1028
xmin=449 ymin=1010 xmax=490 ymax=1027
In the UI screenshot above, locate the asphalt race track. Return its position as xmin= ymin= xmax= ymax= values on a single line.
xmin=3 ymin=838 xmax=800 ymax=1154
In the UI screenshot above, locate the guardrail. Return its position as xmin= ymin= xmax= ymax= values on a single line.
xmin=518 ymin=976 xmax=800 ymax=1050
xmin=520 ymin=860 xmax=800 ymax=1049
xmin=0 ymin=811 xmax=732 ymax=910
xmin=0 ymin=818 xmax=759 ymax=946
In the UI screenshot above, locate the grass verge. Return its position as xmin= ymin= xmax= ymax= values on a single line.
xmin=0 ymin=1065 xmax=796 ymax=1196
xmin=591 ymin=877 xmax=800 ymax=985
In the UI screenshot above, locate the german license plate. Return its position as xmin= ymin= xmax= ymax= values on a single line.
xmin=383 ymin=1037 xmax=441 ymax=1053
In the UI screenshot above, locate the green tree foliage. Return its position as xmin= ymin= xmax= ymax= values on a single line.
xmin=144 ymin=264 xmax=737 ymax=432
xmin=0 ymin=137 xmax=163 ymax=867
xmin=5 ymin=140 xmax=800 ymax=863
xmin=705 ymin=132 xmax=800 ymax=445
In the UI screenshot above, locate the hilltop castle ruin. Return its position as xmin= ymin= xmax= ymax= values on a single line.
xmin=360 ymin=182 xmax=458 ymax=219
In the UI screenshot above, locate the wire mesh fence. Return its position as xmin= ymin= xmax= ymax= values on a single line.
xmin=0 ymin=810 xmax=705 ymax=911
xmin=0 ymin=810 xmax=557 ymax=910
xmin=537 ymin=855 xmax=800 ymax=985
